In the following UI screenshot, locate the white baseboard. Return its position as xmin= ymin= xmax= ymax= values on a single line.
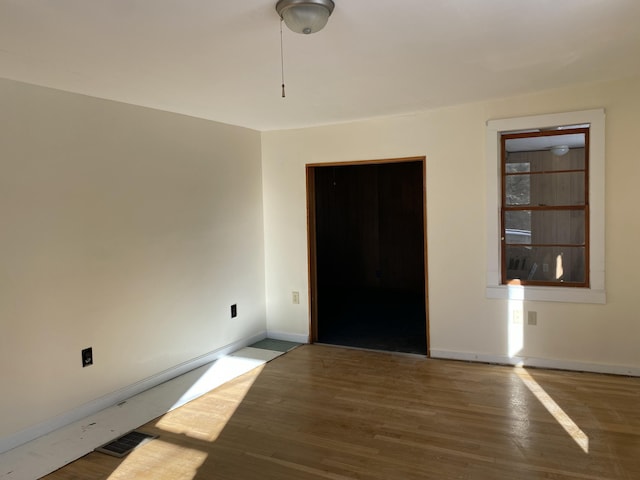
xmin=0 ymin=331 xmax=267 ymax=455
xmin=430 ymin=349 xmax=640 ymax=377
xmin=266 ymin=329 xmax=309 ymax=344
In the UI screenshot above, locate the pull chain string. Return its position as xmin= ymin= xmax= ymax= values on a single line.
xmin=280 ymin=18 xmax=286 ymax=98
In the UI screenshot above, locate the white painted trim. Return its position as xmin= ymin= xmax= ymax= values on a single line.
xmin=0 ymin=331 xmax=267 ymax=455
xmin=485 ymin=108 xmax=606 ymax=304
xmin=485 ymin=285 xmax=606 ymax=304
xmin=266 ymin=329 xmax=309 ymax=344
xmin=430 ymin=349 xmax=640 ymax=377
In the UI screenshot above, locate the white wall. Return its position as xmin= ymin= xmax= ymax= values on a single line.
xmin=4 ymin=72 xmax=639 ymax=451
xmin=0 ymin=78 xmax=266 ymax=442
xmin=261 ymin=76 xmax=640 ymax=374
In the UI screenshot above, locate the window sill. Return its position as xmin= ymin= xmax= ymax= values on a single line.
xmin=486 ymin=284 xmax=606 ymax=304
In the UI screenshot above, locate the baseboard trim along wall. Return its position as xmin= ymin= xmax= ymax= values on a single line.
xmin=7 ymin=337 xmax=631 ymax=456
xmin=430 ymin=349 xmax=640 ymax=377
xmin=0 ymin=331 xmax=267 ymax=455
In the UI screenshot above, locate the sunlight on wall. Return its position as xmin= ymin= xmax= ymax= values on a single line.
xmin=516 ymin=368 xmax=589 ymax=453
xmin=508 ymin=284 xmax=524 ymax=358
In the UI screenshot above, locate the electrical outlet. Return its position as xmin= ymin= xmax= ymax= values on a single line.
xmin=231 ymin=304 xmax=237 ymax=318
xmin=292 ymin=291 xmax=300 ymax=304
xmin=528 ymin=311 xmax=538 ymax=326
xmin=82 ymin=347 xmax=93 ymax=367
xmin=512 ymin=310 xmax=523 ymax=324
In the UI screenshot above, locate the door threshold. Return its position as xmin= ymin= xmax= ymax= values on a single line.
xmin=313 ymin=342 xmax=428 ymax=358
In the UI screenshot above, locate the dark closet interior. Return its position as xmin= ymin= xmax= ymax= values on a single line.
xmin=313 ymin=160 xmax=427 ymax=354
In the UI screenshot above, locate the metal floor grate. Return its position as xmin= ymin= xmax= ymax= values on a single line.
xmin=95 ymin=430 xmax=158 ymax=457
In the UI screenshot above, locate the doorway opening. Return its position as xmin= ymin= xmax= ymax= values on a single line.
xmin=307 ymin=157 xmax=429 ymax=355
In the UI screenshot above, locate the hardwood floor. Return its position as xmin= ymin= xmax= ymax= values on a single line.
xmin=42 ymin=345 xmax=640 ymax=479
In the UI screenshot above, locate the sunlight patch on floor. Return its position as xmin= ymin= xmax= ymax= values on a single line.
xmin=0 ymin=344 xmax=282 ymax=480
xmin=105 ymin=356 xmax=269 ymax=479
xmin=103 ymin=351 xmax=274 ymax=479
xmin=167 ymin=349 xmax=276 ymax=412
xmin=156 ymin=364 xmax=264 ymax=442
xmin=516 ymin=368 xmax=589 ymax=453
xmin=107 ymin=439 xmax=208 ymax=480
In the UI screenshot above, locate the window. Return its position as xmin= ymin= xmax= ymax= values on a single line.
xmin=501 ymin=127 xmax=589 ymax=287
xmin=486 ymin=110 xmax=605 ymax=304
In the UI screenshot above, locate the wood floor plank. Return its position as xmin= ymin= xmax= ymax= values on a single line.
xmin=42 ymin=345 xmax=640 ymax=479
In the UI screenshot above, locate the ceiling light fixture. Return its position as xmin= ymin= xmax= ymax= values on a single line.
xmin=550 ymin=145 xmax=570 ymax=156
xmin=276 ymin=0 xmax=335 ymax=98
xmin=276 ymin=0 xmax=335 ymax=35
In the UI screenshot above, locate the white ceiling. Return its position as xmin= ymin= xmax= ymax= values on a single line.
xmin=1 ymin=0 xmax=640 ymax=131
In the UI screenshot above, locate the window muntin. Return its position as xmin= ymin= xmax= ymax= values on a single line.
xmin=501 ymin=127 xmax=589 ymax=287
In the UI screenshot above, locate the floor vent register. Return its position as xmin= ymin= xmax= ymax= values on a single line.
xmin=95 ymin=430 xmax=158 ymax=457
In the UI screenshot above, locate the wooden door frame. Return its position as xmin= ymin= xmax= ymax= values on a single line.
xmin=305 ymin=156 xmax=430 ymax=356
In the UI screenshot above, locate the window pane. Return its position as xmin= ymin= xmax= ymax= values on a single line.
xmin=505 ymin=175 xmax=530 ymax=205
xmin=505 ymin=245 xmax=586 ymax=284
xmin=505 ymin=210 xmax=585 ymax=245
xmin=505 ymin=162 xmax=531 ymax=174
xmin=530 ymin=171 xmax=585 ymax=206
xmin=506 ymin=148 xmax=585 ymax=173
xmin=506 ymin=171 xmax=585 ymax=207
xmin=500 ymin=125 xmax=591 ymax=288
xmin=504 ymin=210 xmax=531 ymax=241
xmin=528 ymin=148 xmax=585 ymax=173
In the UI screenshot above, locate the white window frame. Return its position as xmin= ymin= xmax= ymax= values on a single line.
xmin=485 ymin=109 xmax=606 ymax=303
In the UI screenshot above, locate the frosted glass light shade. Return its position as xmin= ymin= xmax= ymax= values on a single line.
xmin=550 ymin=145 xmax=570 ymax=156
xmin=276 ymin=0 xmax=335 ymax=35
